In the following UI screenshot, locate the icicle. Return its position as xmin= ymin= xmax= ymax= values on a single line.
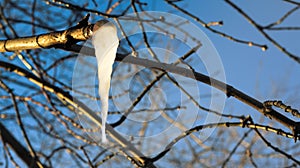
xmin=91 ymin=20 xmax=119 ymax=143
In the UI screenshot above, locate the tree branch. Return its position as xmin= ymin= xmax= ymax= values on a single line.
xmin=0 ymin=122 xmax=47 ymax=168
xmin=0 ymin=62 xmax=156 ymax=168
xmin=65 ymin=45 xmax=299 ymax=139
xmin=0 ymin=20 xmax=93 ymax=52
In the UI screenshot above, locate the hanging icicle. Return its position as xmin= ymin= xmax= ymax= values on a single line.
xmin=92 ymin=20 xmax=119 ymax=143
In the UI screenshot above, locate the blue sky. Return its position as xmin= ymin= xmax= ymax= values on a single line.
xmin=148 ymin=0 xmax=300 ymax=106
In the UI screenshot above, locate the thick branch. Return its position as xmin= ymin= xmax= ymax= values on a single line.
xmin=0 ymin=23 xmax=93 ymax=52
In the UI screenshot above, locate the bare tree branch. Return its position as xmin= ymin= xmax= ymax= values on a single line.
xmin=0 ymin=122 xmax=47 ymax=168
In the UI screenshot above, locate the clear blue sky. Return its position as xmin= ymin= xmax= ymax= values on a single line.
xmin=148 ymin=0 xmax=300 ymax=107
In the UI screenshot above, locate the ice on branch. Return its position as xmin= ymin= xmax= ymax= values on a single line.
xmin=92 ymin=20 xmax=119 ymax=143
